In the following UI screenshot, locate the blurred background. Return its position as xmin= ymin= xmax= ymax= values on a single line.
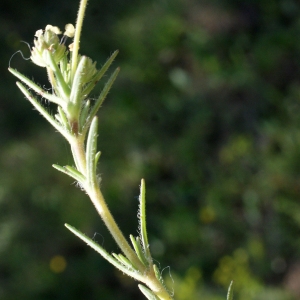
xmin=1 ymin=0 xmax=300 ymax=299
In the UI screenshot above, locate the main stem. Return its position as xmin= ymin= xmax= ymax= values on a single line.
xmin=70 ymin=136 xmax=146 ymax=272
xmin=71 ymin=138 xmax=173 ymax=300
xmin=67 ymin=2 xmax=173 ymax=298
xmin=69 ymin=0 xmax=146 ymax=278
xmin=71 ymin=0 xmax=88 ymax=82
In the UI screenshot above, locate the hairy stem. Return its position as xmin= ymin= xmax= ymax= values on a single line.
xmin=88 ymin=184 xmax=146 ymax=271
xmin=70 ymin=137 xmax=146 ymax=272
xmin=71 ymin=0 xmax=88 ymax=82
xmin=70 ymin=136 xmax=86 ymax=174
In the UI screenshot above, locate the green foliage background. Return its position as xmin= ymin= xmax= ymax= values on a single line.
xmin=1 ymin=0 xmax=300 ymax=299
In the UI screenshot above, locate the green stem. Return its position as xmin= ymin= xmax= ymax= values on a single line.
xmin=144 ymin=269 xmax=173 ymax=300
xmin=88 ymin=185 xmax=146 ymax=271
xmin=87 ymin=182 xmax=173 ymax=300
xmin=69 ymin=0 xmax=147 ymax=277
xmin=71 ymin=0 xmax=88 ymax=82
xmin=69 ymin=127 xmax=172 ymax=299
xmin=70 ymin=137 xmax=146 ymax=272
xmin=70 ymin=136 xmax=86 ymax=174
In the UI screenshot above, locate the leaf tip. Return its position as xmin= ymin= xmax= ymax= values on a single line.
xmin=227 ymin=280 xmax=234 ymax=300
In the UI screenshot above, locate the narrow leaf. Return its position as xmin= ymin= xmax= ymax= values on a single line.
xmin=58 ymin=106 xmax=71 ymax=131
xmin=139 ymin=179 xmax=151 ymax=261
xmin=81 ymin=50 xmax=119 ymax=97
xmin=130 ymin=235 xmax=148 ymax=267
xmin=112 ymin=253 xmax=137 ymax=270
xmin=65 ymin=223 xmax=145 ymax=282
xmin=59 ymin=54 xmax=69 ymax=81
xmin=8 ymin=68 xmax=65 ymax=107
xmin=79 ymin=100 xmax=90 ymax=131
xmin=227 ymin=281 xmax=234 ymax=300
xmin=83 ymin=67 xmax=120 ymax=135
xmin=86 ymin=117 xmax=98 ymax=187
xmin=45 ymin=50 xmax=70 ymax=100
xmin=153 ymin=264 xmax=164 ymax=285
xmin=52 ymin=164 xmax=85 ymax=183
xmin=138 ymin=285 xmax=160 ymax=300
xmin=95 ymin=151 xmax=101 ymax=167
xmin=70 ymin=56 xmax=87 ymax=106
xmin=65 ymin=166 xmax=86 ymax=182
xmin=15 ymin=82 xmax=72 ymax=141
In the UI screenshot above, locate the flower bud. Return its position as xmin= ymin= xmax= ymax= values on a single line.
xmin=30 ymin=24 xmax=68 ymax=67
xmin=64 ymin=24 xmax=75 ymax=38
xmin=80 ymin=56 xmax=97 ymax=84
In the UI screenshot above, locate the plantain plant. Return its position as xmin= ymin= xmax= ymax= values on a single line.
xmin=9 ymin=0 xmax=233 ymax=299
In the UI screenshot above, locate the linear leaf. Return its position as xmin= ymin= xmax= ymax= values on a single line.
xmin=138 ymin=285 xmax=160 ymax=300
xmin=15 ymin=82 xmax=72 ymax=141
xmin=139 ymin=179 xmax=151 ymax=261
xmin=95 ymin=151 xmax=101 ymax=167
xmin=81 ymin=50 xmax=119 ymax=97
xmin=79 ymin=100 xmax=90 ymax=131
xmin=227 ymin=281 xmax=234 ymax=300
xmin=65 ymin=223 xmax=145 ymax=282
xmin=8 ymin=68 xmax=65 ymax=107
xmin=58 ymin=106 xmax=71 ymax=131
xmin=130 ymin=235 xmax=148 ymax=267
xmin=83 ymin=67 xmax=120 ymax=135
xmin=86 ymin=117 xmax=98 ymax=187
xmin=70 ymin=56 xmax=87 ymax=106
xmin=45 ymin=50 xmax=70 ymax=100
xmin=52 ymin=164 xmax=85 ymax=183
xmin=112 ymin=253 xmax=137 ymax=270
xmin=153 ymin=264 xmax=165 ymax=286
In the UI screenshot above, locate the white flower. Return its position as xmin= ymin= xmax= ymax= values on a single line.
xmin=30 ymin=24 xmax=73 ymax=67
xmin=64 ymin=24 xmax=75 ymax=38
